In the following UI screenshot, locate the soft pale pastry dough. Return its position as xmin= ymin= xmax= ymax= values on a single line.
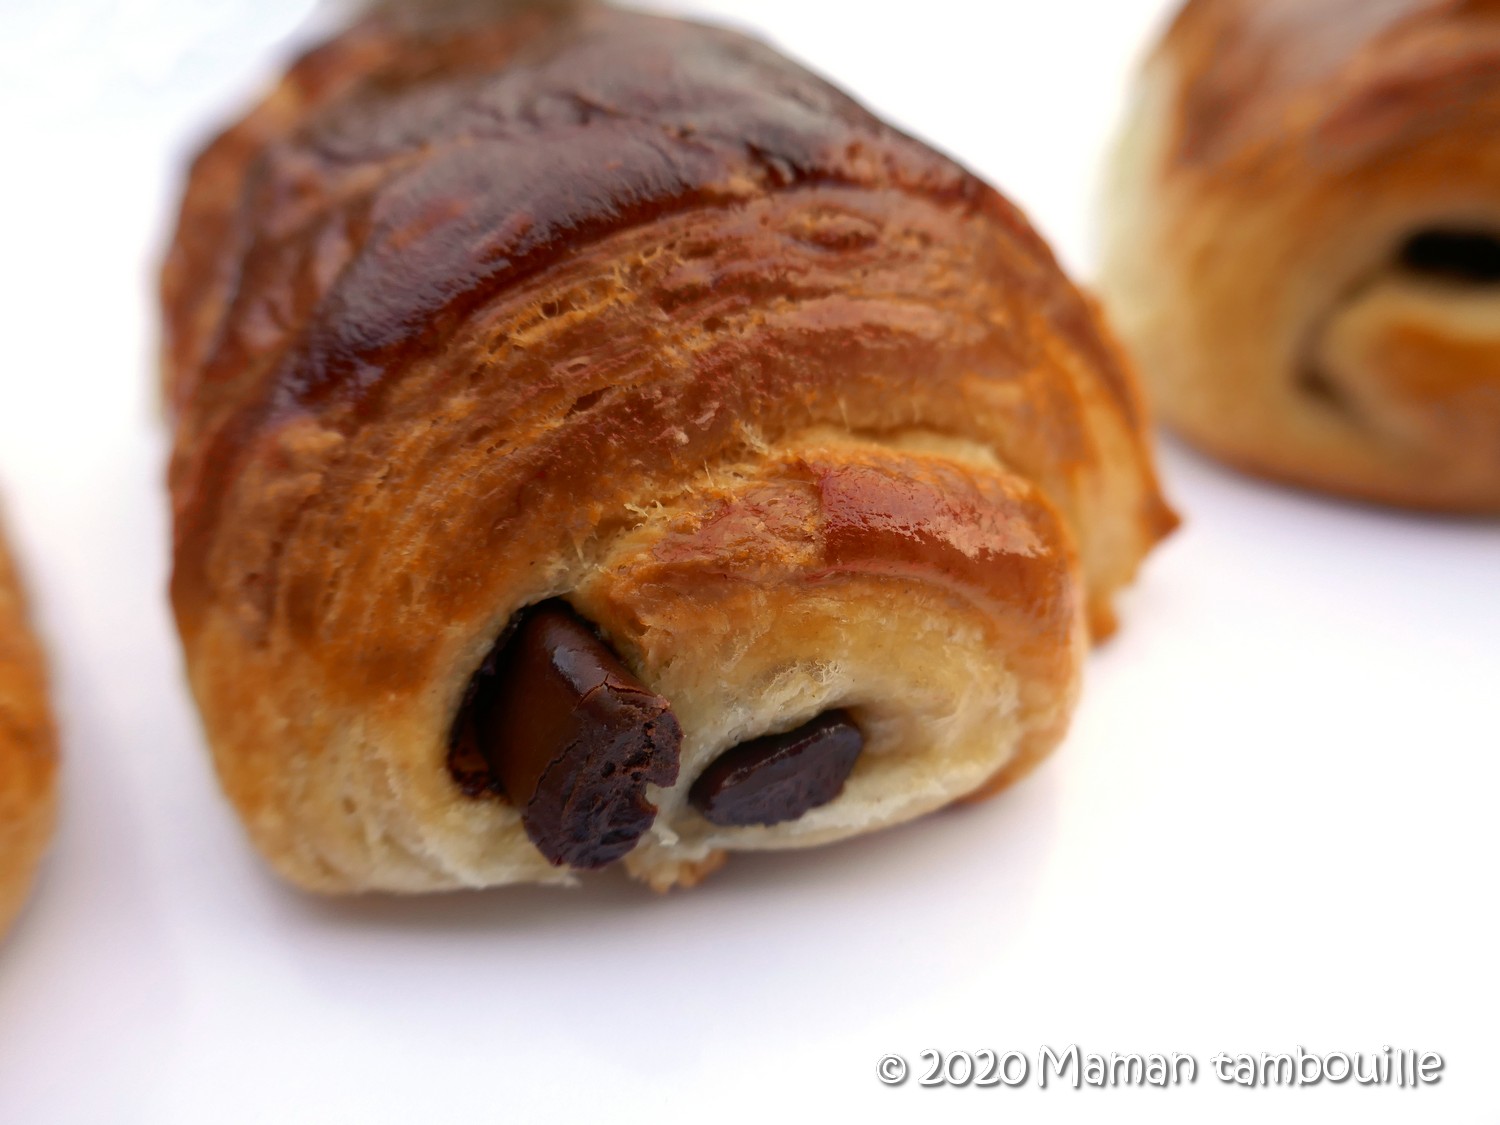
xmin=162 ymin=2 xmax=1175 ymax=893
xmin=1103 ymin=0 xmax=1500 ymax=511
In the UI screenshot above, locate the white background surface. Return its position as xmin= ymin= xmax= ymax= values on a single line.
xmin=0 ymin=1 xmax=1496 ymax=1122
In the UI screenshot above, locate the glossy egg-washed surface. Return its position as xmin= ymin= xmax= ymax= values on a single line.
xmin=0 ymin=528 xmax=57 ymax=935
xmin=1103 ymin=0 xmax=1500 ymax=510
xmin=162 ymin=2 xmax=1174 ymax=891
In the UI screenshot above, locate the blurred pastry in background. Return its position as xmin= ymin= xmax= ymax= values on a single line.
xmin=1102 ymin=0 xmax=1500 ymax=512
xmin=0 ymin=519 xmax=58 ymax=937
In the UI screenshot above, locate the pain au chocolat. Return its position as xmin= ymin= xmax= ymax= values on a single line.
xmin=161 ymin=1 xmax=1175 ymax=893
xmin=1102 ymin=0 xmax=1500 ymax=512
xmin=0 ymin=520 xmax=57 ymax=935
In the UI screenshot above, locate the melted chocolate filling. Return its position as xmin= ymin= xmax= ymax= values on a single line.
xmin=689 ymin=710 xmax=863 ymax=828
xmin=1400 ymin=229 xmax=1500 ymax=285
xmin=449 ymin=601 xmax=681 ymax=869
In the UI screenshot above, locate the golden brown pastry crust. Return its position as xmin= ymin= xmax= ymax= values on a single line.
xmin=0 ymin=523 xmax=57 ymax=935
xmin=1103 ymin=0 xmax=1500 ymax=511
xmin=163 ymin=3 xmax=1174 ymax=892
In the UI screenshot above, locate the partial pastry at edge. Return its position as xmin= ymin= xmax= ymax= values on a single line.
xmin=162 ymin=2 xmax=1176 ymax=894
xmin=1102 ymin=0 xmax=1500 ymax=512
xmin=0 ymin=519 xmax=58 ymax=935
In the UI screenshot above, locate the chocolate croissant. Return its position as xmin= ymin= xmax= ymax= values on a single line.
xmin=162 ymin=2 xmax=1175 ymax=893
xmin=1102 ymin=0 xmax=1500 ymax=511
xmin=0 ymin=522 xmax=57 ymax=935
